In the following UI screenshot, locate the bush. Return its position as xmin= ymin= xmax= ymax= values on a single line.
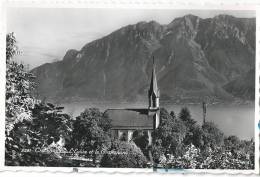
xmin=100 ymin=140 xmax=148 ymax=168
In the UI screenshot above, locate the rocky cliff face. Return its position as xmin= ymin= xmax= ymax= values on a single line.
xmin=223 ymin=68 xmax=255 ymax=101
xmin=31 ymin=14 xmax=255 ymax=103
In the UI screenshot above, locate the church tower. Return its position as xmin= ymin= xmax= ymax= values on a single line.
xmin=148 ymin=57 xmax=160 ymax=109
xmin=148 ymin=57 xmax=160 ymax=129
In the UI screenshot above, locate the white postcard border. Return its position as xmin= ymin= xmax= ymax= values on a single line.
xmin=0 ymin=0 xmax=259 ymax=174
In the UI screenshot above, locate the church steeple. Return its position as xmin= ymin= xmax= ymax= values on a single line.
xmin=148 ymin=56 xmax=159 ymax=110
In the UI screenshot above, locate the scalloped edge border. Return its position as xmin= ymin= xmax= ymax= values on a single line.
xmin=0 ymin=0 xmax=259 ymax=174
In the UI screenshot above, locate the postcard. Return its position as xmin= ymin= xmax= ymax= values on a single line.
xmin=0 ymin=0 xmax=259 ymax=174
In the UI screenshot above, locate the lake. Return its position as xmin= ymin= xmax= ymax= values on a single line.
xmin=61 ymin=101 xmax=255 ymax=140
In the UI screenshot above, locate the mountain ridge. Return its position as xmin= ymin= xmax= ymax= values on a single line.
xmin=31 ymin=14 xmax=255 ymax=104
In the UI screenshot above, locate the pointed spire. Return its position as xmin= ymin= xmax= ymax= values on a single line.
xmin=149 ymin=56 xmax=159 ymax=97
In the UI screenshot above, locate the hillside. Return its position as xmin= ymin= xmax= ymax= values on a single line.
xmin=223 ymin=68 xmax=255 ymax=100
xmin=31 ymin=14 xmax=255 ymax=104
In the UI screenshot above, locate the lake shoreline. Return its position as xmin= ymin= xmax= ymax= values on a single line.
xmin=53 ymin=99 xmax=255 ymax=107
xmin=59 ymin=100 xmax=254 ymax=141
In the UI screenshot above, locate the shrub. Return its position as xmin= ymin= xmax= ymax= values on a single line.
xmin=100 ymin=140 xmax=147 ymax=168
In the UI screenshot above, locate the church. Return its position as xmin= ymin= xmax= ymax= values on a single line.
xmin=105 ymin=58 xmax=160 ymax=145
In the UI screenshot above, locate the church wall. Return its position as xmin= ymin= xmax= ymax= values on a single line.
xmin=127 ymin=130 xmax=133 ymax=142
xmin=118 ymin=130 xmax=124 ymax=140
xmin=111 ymin=129 xmax=153 ymax=144
xmin=155 ymin=111 xmax=160 ymax=129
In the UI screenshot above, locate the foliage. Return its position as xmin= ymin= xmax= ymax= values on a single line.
xmin=5 ymin=32 xmax=37 ymax=133
xmin=163 ymin=142 xmax=254 ymax=169
xmin=166 ymin=144 xmax=201 ymax=169
xmin=153 ymin=108 xmax=187 ymax=157
xmin=6 ymin=32 xmax=17 ymax=63
xmin=224 ymin=135 xmax=240 ymax=150
xmin=100 ymin=140 xmax=147 ymax=168
xmin=5 ymin=33 xmax=73 ymax=166
xmin=178 ymin=107 xmax=196 ymax=130
xmin=201 ymin=122 xmax=224 ymax=148
xmin=132 ymin=130 xmax=149 ymax=157
xmin=70 ymin=108 xmax=111 ymax=163
xmin=178 ymin=107 xmax=202 ymax=147
xmin=5 ymin=32 xmax=38 ymax=165
xmin=30 ymin=103 xmax=73 ymax=147
xmin=153 ymin=107 xmax=254 ymax=169
xmin=186 ymin=125 xmax=204 ymax=148
xmin=5 ymin=102 xmax=73 ymax=166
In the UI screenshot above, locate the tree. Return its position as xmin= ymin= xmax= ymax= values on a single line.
xmin=5 ymin=33 xmax=74 ymax=166
xmin=100 ymin=140 xmax=147 ymax=168
xmin=5 ymin=32 xmax=36 ymax=133
xmin=30 ymin=103 xmax=73 ymax=147
xmin=178 ymin=107 xmax=196 ymax=130
xmin=190 ymin=125 xmax=204 ymax=148
xmin=152 ymin=107 xmax=254 ymax=170
xmin=132 ymin=130 xmax=149 ymax=157
xmin=165 ymin=143 xmax=201 ymax=169
xmin=178 ymin=107 xmax=206 ymax=147
xmin=152 ymin=138 xmax=165 ymax=164
xmin=5 ymin=33 xmax=38 ymax=165
xmin=202 ymin=122 xmax=224 ymax=148
xmin=224 ymin=135 xmax=240 ymax=150
xmin=170 ymin=111 xmax=176 ymax=120
xmin=70 ymin=108 xmax=111 ymax=163
xmin=153 ymin=108 xmax=187 ymax=159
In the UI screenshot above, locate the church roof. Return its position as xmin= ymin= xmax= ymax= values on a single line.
xmin=105 ymin=108 xmax=154 ymax=130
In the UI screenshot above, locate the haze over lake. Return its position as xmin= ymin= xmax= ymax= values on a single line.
xmin=61 ymin=101 xmax=254 ymax=140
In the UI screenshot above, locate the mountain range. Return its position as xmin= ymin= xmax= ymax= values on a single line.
xmin=31 ymin=14 xmax=255 ymax=104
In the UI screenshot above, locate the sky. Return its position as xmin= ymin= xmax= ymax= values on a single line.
xmin=7 ymin=8 xmax=256 ymax=69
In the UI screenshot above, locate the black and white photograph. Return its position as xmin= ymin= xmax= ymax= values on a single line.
xmin=4 ymin=5 xmax=257 ymax=172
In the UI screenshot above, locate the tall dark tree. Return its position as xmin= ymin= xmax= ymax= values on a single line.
xmin=5 ymin=32 xmax=36 ymax=134
xmin=5 ymin=33 xmax=38 ymax=165
xmin=178 ymin=107 xmax=196 ymax=130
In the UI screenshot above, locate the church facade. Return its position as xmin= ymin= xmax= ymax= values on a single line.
xmin=105 ymin=58 xmax=160 ymax=145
